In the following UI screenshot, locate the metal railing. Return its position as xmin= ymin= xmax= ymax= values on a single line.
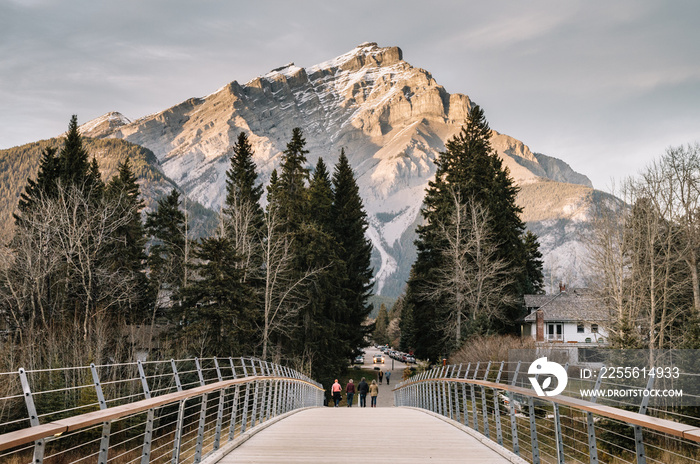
xmin=0 ymin=357 xmax=324 ymax=464
xmin=393 ymin=362 xmax=700 ymax=464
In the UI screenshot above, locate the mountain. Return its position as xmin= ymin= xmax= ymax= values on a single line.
xmin=5 ymin=42 xmax=608 ymax=296
xmin=0 ymin=137 xmax=217 ymax=238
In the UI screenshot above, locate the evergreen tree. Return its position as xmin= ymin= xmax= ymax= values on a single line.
xmin=374 ymin=303 xmax=389 ymax=345
xmin=15 ymin=146 xmax=59 ymax=224
xmin=309 ymin=158 xmax=333 ymax=226
xmin=276 ymin=128 xmax=310 ymax=230
xmin=58 ymin=115 xmax=90 ymax=188
xmin=107 ymin=158 xmax=148 ymax=321
xmin=267 ymin=169 xmax=280 ymax=201
xmin=331 ymin=149 xmax=374 ymax=355
xmin=86 ymin=157 xmax=105 ymax=200
xmin=300 ymin=156 xmax=352 ymax=382
xmin=405 ymin=105 xmax=538 ymax=360
xmin=145 ymin=189 xmax=187 ymax=317
xmin=224 ymin=132 xmax=264 ymax=229
xmin=178 ymin=236 xmax=255 ymax=356
xmin=523 ymin=231 xmax=545 ymax=294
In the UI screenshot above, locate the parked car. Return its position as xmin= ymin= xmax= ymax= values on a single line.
xmin=405 ymin=355 xmax=416 ymax=363
xmin=373 ymin=354 xmax=385 ymax=364
xmin=354 ymin=355 xmax=364 ymax=364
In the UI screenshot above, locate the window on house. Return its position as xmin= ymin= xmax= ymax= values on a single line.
xmin=547 ymin=323 xmax=563 ymax=340
xmin=591 ymin=324 xmax=598 ymax=333
xmin=577 ymin=323 xmax=584 ymax=333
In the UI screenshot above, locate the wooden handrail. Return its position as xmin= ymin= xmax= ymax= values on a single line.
xmin=0 ymin=375 xmax=323 ymax=453
xmin=394 ymin=377 xmax=700 ymax=443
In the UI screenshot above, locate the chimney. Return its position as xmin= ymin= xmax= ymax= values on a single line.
xmin=559 ymin=282 xmax=567 ymax=294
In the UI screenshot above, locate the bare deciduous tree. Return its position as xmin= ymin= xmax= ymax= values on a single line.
xmin=0 ymin=182 xmax=141 ymax=368
xmin=422 ymin=189 xmax=517 ymax=346
xmin=586 ymin=145 xmax=700 ymax=354
xmin=259 ymin=204 xmax=323 ymax=360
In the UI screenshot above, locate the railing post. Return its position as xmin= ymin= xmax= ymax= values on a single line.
xmin=551 ymin=362 xmax=569 ymax=464
xmin=432 ymin=369 xmax=439 ymax=413
xmin=552 ymin=362 xmax=569 ymax=464
xmin=193 ymin=358 xmax=208 ymax=464
xmin=240 ymin=358 xmax=250 ymax=433
xmin=438 ymin=366 xmax=444 ymax=415
xmin=509 ymin=361 xmax=521 ymax=456
xmin=90 ymin=364 xmax=111 ymax=464
xmin=228 ymin=358 xmax=239 ymax=441
xmin=282 ymin=367 xmax=290 ymax=413
xmin=250 ymin=359 xmax=259 ymax=427
xmin=171 ymin=359 xmax=185 ymax=464
xmin=264 ymin=362 xmax=273 ymax=421
xmin=447 ymin=365 xmax=454 ymax=419
xmin=19 ymin=368 xmax=44 ymax=464
xmin=634 ymin=374 xmax=655 ymax=464
xmin=493 ymin=361 xmax=504 ymax=447
xmin=427 ymin=370 xmax=433 ymax=412
xmin=527 ymin=396 xmax=540 ymax=463
xmin=586 ymin=368 xmax=605 ymax=464
xmin=462 ymin=363 xmax=471 ymax=426
xmin=256 ymin=359 xmax=265 ymax=424
xmin=481 ymin=361 xmax=492 ymax=438
xmin=471 ymin=362 xmax=480 ymax=432
xmin=453 ymin=364 xmax=462 ymax=420
xmin=212 ymin=357 xmax=225 ymax=452
xmin=271 ymin=364 xmax=280 ymax=417
xmin=137 ymin=361 xmax=154 ymax=464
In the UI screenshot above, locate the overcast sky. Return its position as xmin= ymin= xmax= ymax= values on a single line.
xmin=1 ymin=0 xmax=699 ymax=191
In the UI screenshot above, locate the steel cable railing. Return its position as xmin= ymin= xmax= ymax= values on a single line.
xmin=0 ymin=357 xmax=324 ymax=464
xmin=394 ymin=361 xmax=700 ymax=464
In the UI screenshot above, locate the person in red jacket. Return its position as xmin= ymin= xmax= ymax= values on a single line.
xmin=346 ymin=379 xmax=356 ymax=407
xmin=331 ymin=379 xmax=342 ymax=407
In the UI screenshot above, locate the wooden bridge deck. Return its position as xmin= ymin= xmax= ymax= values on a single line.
xmin=216 ymin=407 xmax=522 ymax=463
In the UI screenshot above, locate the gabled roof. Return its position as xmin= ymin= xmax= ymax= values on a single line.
xmin=523 ymin=289 xmax=610 ymax=323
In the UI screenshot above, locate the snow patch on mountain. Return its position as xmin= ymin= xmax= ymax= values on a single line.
xmin=80 ymin=42 xmax=602 ymax=297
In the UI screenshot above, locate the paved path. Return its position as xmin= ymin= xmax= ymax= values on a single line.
xmin=358 ymin=347 xmax=408 ymax=407
xmin=217 ymin=408 xmax=515 ymax=463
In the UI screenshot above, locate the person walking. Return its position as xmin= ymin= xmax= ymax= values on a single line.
xmin=385 ymin=370 xmax=391 ymax=385
xmin=346 ymin=379 xmax=356 ymax=407
xmin=369 ymin=380 xmax=379 ymax=407
xmin=378 ymin=370 xmax=383 ymax=384
xmin=331 ymin=379 xmax=342 ymax=407
xmin=358 ymin=377 xmax=369 ymax=407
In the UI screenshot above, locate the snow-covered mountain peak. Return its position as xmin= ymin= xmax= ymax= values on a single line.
xmin=78 ymin=112 xmax=131 ymax=138
xmin=308 ymin=42 xmax=404 ymax=75
xmin=78 ymin=43 xmax=599 ymax=296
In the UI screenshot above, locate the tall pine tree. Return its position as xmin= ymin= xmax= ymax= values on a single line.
xmin=58 ymin=115 xmax=90 ymax=189
xmin=302 ymin=157 xmax=351 ymax=383
xmin=178 ymin=235 xmax=256 ymax=356
xmin=331 ymin=149 xmax=374 ymax=357
xmin=15 ymin=146 xmax=59 ymax=225
xmin=145 ymin=189 xmax=187 ymax=318
xmin=223 ymin=132 xmax=265 ymax=282
xmin=224 ymin=132 xmax=264 ymax=227
xmin=405 ymin=105 xmax=542 ymax=360
xmin=275 ymin=127 xmax=310 ymax=231
xmin=107 ymin=158 xmax=148 ymax=322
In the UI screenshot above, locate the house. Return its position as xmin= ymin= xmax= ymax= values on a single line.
xmin=522 ymin=285 xmax=610 ymax=345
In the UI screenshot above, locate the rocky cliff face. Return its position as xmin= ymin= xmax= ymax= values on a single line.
xmin=80 ymin=42 xmax=602 ymax=296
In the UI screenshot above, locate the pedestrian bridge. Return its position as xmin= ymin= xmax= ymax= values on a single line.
xmin=1 ymin=357 xmax=699 ymax=463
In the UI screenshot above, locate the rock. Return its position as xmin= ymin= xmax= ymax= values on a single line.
xmin=79 ymin=43 xmax=603 ymax=296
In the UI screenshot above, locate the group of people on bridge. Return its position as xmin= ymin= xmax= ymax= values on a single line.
xmin=331 ymin=370 xmax=391 ymax=408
